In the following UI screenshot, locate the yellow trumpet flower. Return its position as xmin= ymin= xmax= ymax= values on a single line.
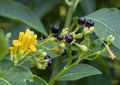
xmin=9 ymin=29 xmax=37 ymax=63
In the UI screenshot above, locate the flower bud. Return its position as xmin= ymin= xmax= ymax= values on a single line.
xmin=35 ymin=50 xmax=47 ymax=58
xmin=59 ymin=42 xmax=65 ymax=48
xmin=83 ymin=27 xmax=94 ymax=35
xmin=61 ymin=28 xmax=69 ymax=36
xmin=36 ymin=62 xmax=48 ymax=70
xmin=75 ymin=33 xmax=83 ymax=39
xmin=49 ymin=37 xmax=56 ymax=41
xmin=6 ymin=33 xmax=11 ymax=39
xmin=41 ymin=51 xmax=47 ymax=57
xmin=89 ymin=27 xmax=94 ymax=33
xmin=107 ymin=35 xmax=114 ymax=44
xmin=79 ymin=45 xmax=88 ymax=52
xmin=75 ymin=43 xmax=88 ymax=52
xmin=36 ymin=50 xmax=43 ymax=55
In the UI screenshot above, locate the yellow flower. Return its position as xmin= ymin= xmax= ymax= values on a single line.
xmin=9 ymin=29 xmax=37 ymax=63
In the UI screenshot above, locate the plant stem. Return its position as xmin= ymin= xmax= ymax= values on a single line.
xmin=65 ymin=0 xmax=76 ymax=27
xmin=48 ymin=47 xmax=107 ymax=85
xmin=66 ymin=43 xmax=72 ymax=66
xmin=49 ymin=58 xmax=61 ymax=82
xmin=48 ymin=58 xmax=79 ymax=85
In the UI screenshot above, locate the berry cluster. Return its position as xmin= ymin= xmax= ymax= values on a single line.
xmin=51 ymin=17 xmax=94 ymax=44
xmin=38 ymin=17 xmax=94 ymax=69
xmin=51 ymin=25 xmax=74 ymax=43
xmin=78 ymin=17 xmax=94 ymax=28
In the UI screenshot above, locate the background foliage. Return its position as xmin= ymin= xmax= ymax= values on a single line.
xmin=0 ymin=0 xmax=120 ymax=85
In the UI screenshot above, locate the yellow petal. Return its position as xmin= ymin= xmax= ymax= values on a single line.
xmin=13 ymin=40 xmax=21 ymax=47
xmin=29 ymin=35 xmax=37 ymax=46
xmin=23 ymin=45 xmax=36 ymax=57
xmin=25 ymin=29 xmax=31 ymax=35
xmin=9 ymin=47 xmax=14 ymax=60
xmin=30 ymin=45 xmax=36 ymax=52
xmin=18 ymin=32 xmax=24 ymax=42
xmin=23 ymin=35 xmax=32 ymax=49
xmin=21 ymin=32 xmax=30 ymax=49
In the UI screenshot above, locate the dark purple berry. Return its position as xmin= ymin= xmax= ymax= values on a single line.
xmin=48 ymin=60 xmax=52 ymax=66
xmin=78 ymin=17 xmax=86 ymax=25
xmin=85 ymin=20 xmax=94 ymax=28
xmin=57 ymin=34 xmax=63 ymax=41
xmin=65 ymin=34 xmax=73 ymax=43
xmin=51 ymin=25 xmax=60 ymax=34
xmin=44 ymin=55 xmax=50 ymax=59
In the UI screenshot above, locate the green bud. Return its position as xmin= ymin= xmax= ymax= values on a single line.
xmin=36 ymin=59 xmax=48 ymax=70
xmin=83 ymin=27 xmax=94 ymax=35
xmin=75 ymin=43 xmax=88 ymax=52
xmin=59 ymin=42 xmax=65 ymax=48
xmin=107 ymin=35 xmax=114 ymax=44
xmin=75 ymin=33 xmax=83 ymax=39
xmin=89 ymin=27 xmax=94 ymax=33
xmin=49 ymin=37 xmax=56 ymax=41
xmin=61 ymin=28 xmax=69 ymax=36
xmin=36 ymin=50 xmax=43 ymax=55
xmin=37 ymin=63 xmax=42 ymax=69
xmin=18 ymin=49 xmax=25 ymax=58
xmin=41 ymin=51 xmax=47 ymax=57
xmin=35 ymin=50 xmax=47 ymax=58
xmin=79 ymin=45 xmax=88 ymax=52
xmin=6 ymin=33 xmax=11 ymax=39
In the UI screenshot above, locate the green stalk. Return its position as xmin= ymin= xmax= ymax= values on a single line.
xmin=66 ymin=43 xmax=72 ymax=66
xmin=48 ymin=47 xmax=107 ymax=85
xmin=49 ymin=58 xmax=61 ymax=82
xmin=65 ymin=0 xmax=76 ymax=27
xmin=48 ymin=58 xmax=80 ymax=85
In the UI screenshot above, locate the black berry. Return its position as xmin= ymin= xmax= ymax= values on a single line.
xmin=44 ymin=55 xmax=50 ymax=59
xmin=48 ymin=60 xmax=52 ymax=66
xmin=65 ymin=34 xmax=73 ymax=43
xmin=85 ymin=20 xmax=94 ymax=28
xmin=51 ymin=25 xmax=60 ymax=34
xmin=57 ymin=34 xmax=63 ymax=41
xmin=78 ymin=17 xmax=86 ymax=25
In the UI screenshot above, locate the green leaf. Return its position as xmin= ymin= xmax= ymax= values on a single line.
xmin=27 ymin=75 xmax=48 ymax=85
xmin=0 ymin=0 xmax=47 ymax=36
xmin=0 ymin=59 xmax=33 ymax=85
xmin=85 ymin=8 xmax=120 ymax=50
xmin=38 ymin=40 xmax=58 ymax=59
xmin=93 ymin=57 xmax=110 ymax=75
xmin=58 ymin=64 xmax=101 ymax=81
xmin=81 ymin=0 xmax=96 ymax=14
xmin=33 ymin=0 xmax=61 ymax=17
xmin=89 ymin=39 xmax=103 ymax=53
xmin=0 ymin=34 xmax=8 ymax=60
